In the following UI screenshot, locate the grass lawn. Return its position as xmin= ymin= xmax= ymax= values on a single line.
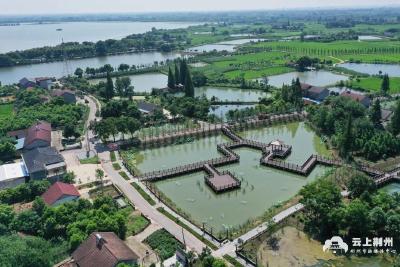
xmin=348 ymin=76 xmax=400 ymax=94
xmin=144 ymin=229 xmax=183 ymax=260
xmin=224 ymin=66 xmax=293 ymax=79
xmin=112 ymin=162 xmax=122 ymax=170
xmin=119 ymin=171 xmax=130 ymax=180
xmin=0 ymin=103 xmax=13 ymax=118
xmin=131 ymin=182 xmax=156 ymax=206
xmin=79 ymin=156 xmax=100 ymax=164
xmin=110 ymin=151 xmax=117 ymax=162
xmin=88 ymin=185 xmax=120 ymax=199
xmin=127 ymin=214 xmax=150 ymax=236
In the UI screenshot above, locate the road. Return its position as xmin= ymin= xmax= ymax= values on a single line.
xmin=84 ymin=94 xmax=207 ymax=253
xmin=99 ymin=151 xmax=206 ymax=253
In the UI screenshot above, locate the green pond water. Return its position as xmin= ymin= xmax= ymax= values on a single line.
xmin=134 ymin=122 xmax=330 ymax=232
xmin=380 ymin=182 xmax=400 ymax=195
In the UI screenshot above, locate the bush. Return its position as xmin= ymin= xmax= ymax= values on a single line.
xmin=119 ymin=171 xmax=130 ymax=180
xmin=113 ymin=163 xmax=122 ymax=170
xmin=144 ymin=229 xmax=183 ymax=260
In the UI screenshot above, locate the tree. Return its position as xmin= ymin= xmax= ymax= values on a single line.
xmin=345 ymin=199 xmax=370 ymax=236
xmin=63 ymin=123 xmax=77 ymax=139
xmin=74 ymin=68 xmax=84 ymax=78
xmin=61 ymin=171 xmax=76 ymax=184
xmin=296 ymin=56 xmax=313 ymax=71
xmin=390 ymin=100 xmax=400 ymax=136
xmin=0 ymin=139 xmax=16 ymax=162
xmin=126 ymin=117 xmax=140 ymax=138
xmin=180 ymin=59 xmax=188 ymax=85
xmin=174 ymin=64 xmax=180 ymax=85
xmin=300 ymin=179 xmax=343 ymax=239
xmin=115 ymin=77 xmax=132 ymax=98
xmin=370 ymin=99 xmax=381 ymax=126
xmin=381 ymin=74 xmax=390 ymax=94
xmin=105 ymin=72 xmax=114 ymax=100
xmin=184 ymin=69 xmax=195 ymax=98
xmin=338 ymin=114 xmax=353 ymax=158
xmin=95 ymin=169 xmax=105 ymax=187
xmin=347 ymin=173 xmax=376 ymax=199
xmin=167 ymin=66 xmax=175 ymax=89
xmin=95 ymin=41 xmax=107 ymax=56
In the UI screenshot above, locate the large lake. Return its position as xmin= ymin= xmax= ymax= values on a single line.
xmin=0 ymin=51 xmax=180 ymax=85
xmin=339 ymin=63 xmax=400 ymax=77
xmin=0 ymin=21 xmax=199 ymax=53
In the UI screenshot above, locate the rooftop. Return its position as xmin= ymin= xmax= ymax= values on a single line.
xmin=72 ymin=232 xmax=139 ymax=267
xmin=42 ymin=182 xmax=80 ymax=205
xmin=137 ymin=101 xmax=160 ymax=113
xmin=22 ymin=146 xmax=64 ymax=174
xmin=0 ymin=162 xmax=28 ymax=181
xmin=24 ymin=121 xmax=51 ymax=148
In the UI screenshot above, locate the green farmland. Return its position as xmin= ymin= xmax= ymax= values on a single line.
xmin=0 ymin=104 xmax=13 ymax=119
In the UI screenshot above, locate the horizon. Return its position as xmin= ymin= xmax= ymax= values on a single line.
xmin=1 ymin=0 xmax=400 ymax=16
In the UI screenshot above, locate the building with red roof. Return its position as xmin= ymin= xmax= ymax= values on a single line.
xmin=24 ymin=121 xmax=52 ymax=150
xmin=42 ymin=182 xmax=80 ymax=206
xmin=72 ymin=232 xmax=139 ymax=267
xmin=340 ymin=90 xmax=371 ymax=108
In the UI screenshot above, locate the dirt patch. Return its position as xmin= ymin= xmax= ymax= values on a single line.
xmin=125 ymin=236 xmax=158 ymax=267
xmin=257 ymin=226 xmax=335 ymax=267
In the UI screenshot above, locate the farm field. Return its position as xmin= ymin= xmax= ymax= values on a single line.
xmin=347 ymin=76 xmax=400 ymax=93
xmin=0 ymin=103 xmax=13 ymax=119
xmin=247 ymin=40 xmax=400 ymax=63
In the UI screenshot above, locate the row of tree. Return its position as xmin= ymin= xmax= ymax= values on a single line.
xmin=167 ymin=59 xmax=195 ymax=97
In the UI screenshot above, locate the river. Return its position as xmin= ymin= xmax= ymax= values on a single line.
xmin=0 ymin=21 xmax=199 ymax=53
xmin=0 ymin=51 xmax=181 ymax=85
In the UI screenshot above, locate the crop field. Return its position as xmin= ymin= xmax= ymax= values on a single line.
xmin=199 ymin=51 xmax=295 ymax=80
xmin=347 ymin=76 xmax=400 ymax=93
xmin=246 ymin=41 xmax=400 ymax=63
xmin=0 ymin=104 xmax=13 ymax=119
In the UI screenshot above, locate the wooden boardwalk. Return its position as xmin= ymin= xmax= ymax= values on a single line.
xmin=130 ymin=111 xmax=400 ymax=191
xmin=204 ymin=164 xmax=241 ymax=193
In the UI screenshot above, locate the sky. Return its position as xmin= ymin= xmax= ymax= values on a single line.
xmin=1 ymin=0 xmax=399 ymax=15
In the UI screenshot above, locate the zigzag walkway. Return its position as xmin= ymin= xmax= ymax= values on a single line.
xmin=133 ymin=112 xmax=400 ymax=191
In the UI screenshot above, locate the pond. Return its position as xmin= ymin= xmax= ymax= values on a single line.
xmin=0 ymin=51 xmax=180 ymax=85
xmin=264 ymin=71 xmax=348 ymax=88
xmin=358 ymin=35 xmax=383 ymax=41
xmin=195 ymin=86 xmax=269 ymax=102
xmin=0 ymin=21 xmax=199 ymax=53
xmin=209 ymin=104 xmax=256 ymax=121
xmin=380 ymin=183 xmax=400 ymax=195
xmin=149 ymin=122 xmax=330 ymax=232
xmin=339 ymin=63 xmax=400 ymax=77
xmin=187 ymin=39 xmax=264 ymax=53
xmin=88 ymin=73 xmax=167 ymax=93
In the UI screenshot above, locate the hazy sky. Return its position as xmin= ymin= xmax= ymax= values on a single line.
xmin=1 ymin=0 xmax=399 ymax=15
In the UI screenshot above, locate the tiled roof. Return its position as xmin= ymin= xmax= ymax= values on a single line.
xmin=42 ymin=182 xmax=80 ymax=205
xmin=24 ymin=121 xmax=51 ymax=147
xmin=72 ymin=232 xmax=139 ymax=267
xmin=22 ymin=147 xmax=64 ymax=174
xmin=51 ymin=89 xmax=75 ymax=97
xmin=137 ymin=101 xmax=159 ymax=113
xmin=340 ymin=91 xmax=368 ymax=102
